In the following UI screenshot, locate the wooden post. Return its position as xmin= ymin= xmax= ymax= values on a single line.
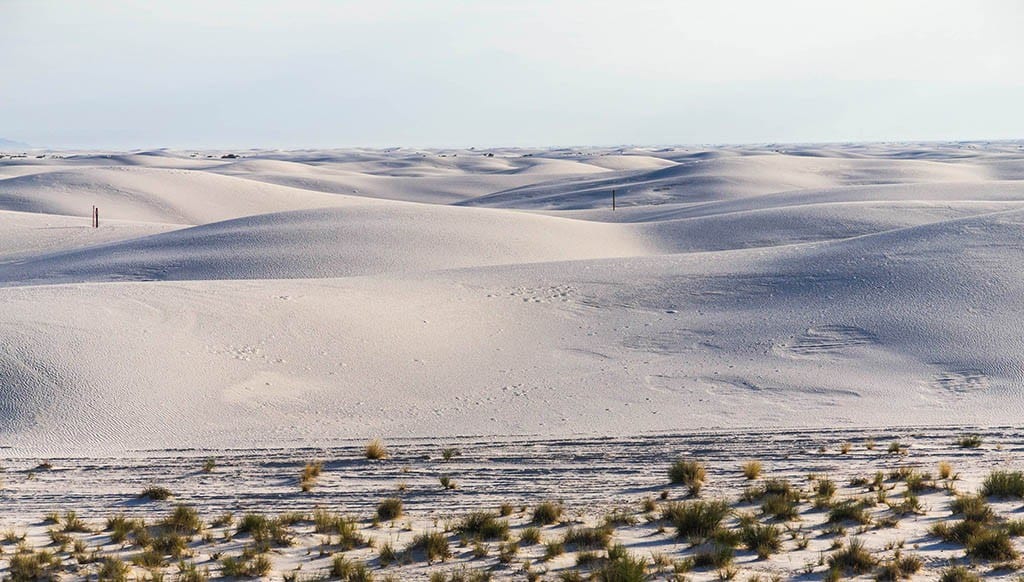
xmin=612 ymin=189 xmax=616 ymax=211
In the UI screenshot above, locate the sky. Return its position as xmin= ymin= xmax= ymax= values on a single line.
xmin=2 ymin=0 xmax=1023 ymax=149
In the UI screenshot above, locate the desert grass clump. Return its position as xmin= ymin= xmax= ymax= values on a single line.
xmin=378 ymin=541 xmax=398 ymax=566
xmin=532 ymin=501 xmax=563 ymax=525
xmin=839 ymin=442 xmax=852 ymax=454
xmin=60 ymin=510 xmax=89 ymax=533
xmin=9 ymin=549 xmax=60 ymax=581
xmin=692 ymin=544 xmax=734 ymax=569
xmin=741 ymin=523 xmax=781 ymax=559
xmin=828 ymin=499 xmax=871 ymax=525
xmin=365 ymin=439 xmax=389 ymax=460
xmin=300 ymin=460 xmax=323 ymax=491
xmin=662 ymin=500 xmax=730 ymax=541
xmin=98 ymin=556 xmax=129 ymax=581
xmin=408 ymin=531 xmax=451 ymax=563
xmin=668 ymin=460 xmax=706 ymax=495
xmin=202 ymin=458 xmax=216 ymax=473
xmin=956 ymin=434 xmax=983 ymax=449
xmin=139 ymin=486 xmax=173 ymax=501
xmin=938 ymin=461 xmax=954 ymax=480
xmin=827 ymin=537 xmax=876 ymax=574
xmin=597 ymin=548 xmax=647 ymax=582
xmin=441 ymin=447 xmax=460 ymax=461
xmin=164 ymin=505 xmax=202 ymax=535
xmin=965 ymin=528 xmax=1017 ymax=561
xmin=760 ymin=493 xmax=799 ymax=521
xmin=741 ymin=461 xmax=762 ymax=480
xmin=938 ymin=565 xmax=980 ymax=582
xmin=562 ymin=526 xmax=613 ymax=550
xmin=456 ymin=512 xmax=510 ymax=541
xmin=981 ymin=470 xmax=1024 ymax=498
xmin=376 ymin=498 xmax=404 ymax=522
xmin=875 ymin=551 xmax=922 ymax=580
xmin=519 ymin=527 xmax=541 ymax=545
xmin=542 ymin=540 xmax=564 ymax=561
xmin=176 ymin=560 xmax=210 ymax=582
xmin=330 ymin=555 xmax=371 ymax=580
xmin=951 ymin=494 xmax=994 ymax=523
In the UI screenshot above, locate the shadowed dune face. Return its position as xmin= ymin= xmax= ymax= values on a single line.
xmin=2 ymin=142 xmax=1024 ymax=451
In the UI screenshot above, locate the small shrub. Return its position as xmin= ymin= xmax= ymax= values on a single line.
xmin=827 ymin=537 xmax=876 ymax=574
xmin=956 ymin=434 xmax=983 ymax=448
xmin=543 ymin=540 xmax=564 ymax=561
xmin=408 ymin=531 xmax=450 ymax=563
xmin=300 ymin=460 xmax=323 ymax=491
xmin=202 ymin=458 xmax=216 ymax=473
xmin=668 ymin=460 xmax=706 ymax=495
xmin=457 ymin=512 xmax=509 ymax=541
xmin=981 ymin=470 xmax=1024 ymax=497
xmin=938 ymin=565 xmax=980 ymax=582
xmin=378 ymin=541 xmax=398 ymax=566
xmin=377 ymin=498 xmax=403 ymax=521
xmin=875 ymin=552 xmax=922 ymax=580
xmin=951 ymin=494 xmax=994 ymax=523
xmin=662 ymin=500 xmax=730 ymax=541
xmin=693 ymin=544 xmax=733 ymax=568
xmin=741 ymin=461 xmax=762 ymax=480
xmin=828 ymin=500 xmax=871 ymax=524
xmin=966 ymin=528 xmax=1017 ymax=560
xmin=839 ymin=442 xmax=852 ymax=454
xmin=532 ymin=501 xmax=563 ymax=525
xmin=519 ymin=527 xmax=541 ymax=545
xmin=439 ymin=475 xmax=456 ymax=489
xmin=164 ymin=505 xmax=202 ymax=534
xmin=562 ymin=526 xmax=613 ymax=550
xmin=938 ymin=461 xmax=954 ymax=480
xmin=441 ymin=447 xmax=460 ymax=461
xmin=597 ymin=551 xmax=647 ymax=582
xmin=741 ymin=523 xmax=781 ymax=558
xmin=140 ymin=486 xmax=173 ymax=501
xmin=816 ymin=477 xmax=836 ymax=499
xmin=365 ymin=439 xmax=388 ymax=460
xmin=761 ymin=494 xmax=799 ymax=521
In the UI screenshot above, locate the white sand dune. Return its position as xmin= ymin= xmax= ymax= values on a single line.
xmin=1 ymin=143 xmax=1023 ymax=452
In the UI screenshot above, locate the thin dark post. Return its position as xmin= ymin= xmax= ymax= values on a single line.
xmin=612 ymin=189 xmax=616 ymax=211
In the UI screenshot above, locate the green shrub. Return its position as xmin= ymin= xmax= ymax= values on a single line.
xmin=562 ymin=526 xmax=613 ymax=550
xmin=966 ymin=528 xmax=1017 ymax=561
xmin=532 ymin=501 xmax=563 ymax=525
xmin=662 ymin=500 xmax=730 ymax=541
xmin=456 ymin=512 xmax=509 ymax=541
xmin=668 ymin=460 xmax=706 ymax=495
xmin=139 ymin=486 xmax=173 ymax=501
xmin=828 ymin=500 xmax=871 ymax=524
xmin=741 ymin=523 xmax=781 ymax=559
xmin=826 ymin=537 xmax=875 ymax=574
xmin=938 ymin=565 xmax=980 ymax=582
xmin=981 ymin=470 xmax=1024 ymax=497
xmin=956 ymin=434 xmax=983 ymax=448
xmin=376 ymin=498 xmax=403 ymax=521
xmin=408 ymin=531 xmax=450 ymax=563
xmin=597 ymin=550 xmax=647 ymax=582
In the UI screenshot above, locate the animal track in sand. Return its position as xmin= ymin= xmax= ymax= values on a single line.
xmin=779 ymin=324 xmax=877 ymax=357
xmin=930 ymin=368 xmax=990 ymax=393
xmin=501 ymin=284 xmax=576 ymax=303
xmin=621 ymin=328 xmax=719 ymax=355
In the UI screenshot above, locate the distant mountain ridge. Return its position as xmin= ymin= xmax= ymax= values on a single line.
xmin=0 ymin=138 xmax=29 ymax=149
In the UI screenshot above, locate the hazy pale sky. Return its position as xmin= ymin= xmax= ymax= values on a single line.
xmin=3 ymin=0 xmax=1023 ymax=148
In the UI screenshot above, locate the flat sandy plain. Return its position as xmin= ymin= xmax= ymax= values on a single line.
xmin=2 ymin=142 xmax=1024 ymax=579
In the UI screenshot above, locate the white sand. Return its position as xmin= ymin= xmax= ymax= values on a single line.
xmin=2 ymin=143 xmax=1024 ymax=452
